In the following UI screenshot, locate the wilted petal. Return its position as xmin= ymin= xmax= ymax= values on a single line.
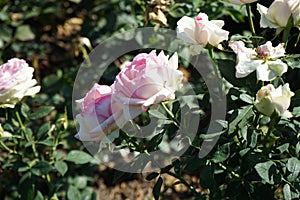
xmin=235 ymin=59 xmax=261 ymax=78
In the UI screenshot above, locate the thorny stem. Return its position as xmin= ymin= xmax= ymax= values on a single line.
xmin=15 ymin=111 xmax=25 ymax=132
xmin=282 ymin=17 xmax=293 ymax=47
xmin=0 ymin=140 xmax=16 ymax=154
xmin=246 ymin=4 xmax=256 ymax=36
xmin=16 ymin=111 xmax=38 ymax=157
xmin=161 ymin=102 xmax=180 ymax=127
xmin=253 ymin=112 xmax=261 ymax=129
xmin=218 ymin=163 xmax=241 ymax=179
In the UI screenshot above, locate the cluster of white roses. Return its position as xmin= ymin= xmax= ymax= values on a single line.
xmin=176 ymin=0 xmax=298 ymax=117
xmin=75 ymin=0 xmax=299 ymax=140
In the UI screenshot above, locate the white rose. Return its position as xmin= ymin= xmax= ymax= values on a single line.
xmin=255 ymin=83 xmax=294 ymax=116
xmin=177 ymin=12 xmax=229 ymax=48
xmin=257 ymin=0 xmax=300 ymax=29
xmin=0 ymin=58 xmax=40 ymax=108
xmin=229 ymin=41 xmax=288 ymax=81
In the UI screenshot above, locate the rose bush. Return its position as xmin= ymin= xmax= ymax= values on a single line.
xmin=0 ymin=0 xmax=300 ymax=199
xmin=0 ymin=58 xmax=40 ymax=108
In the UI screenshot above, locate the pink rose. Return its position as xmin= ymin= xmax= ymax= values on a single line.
xmin=0 ymin=58 xmax=40 ymax=108
xmin=112 ymin=50 xmax=183 ymax=120
xmin=75 ymin=84 xmax=126 ymax=141
xmin=177 ymin=12 xmax=229 ymax=47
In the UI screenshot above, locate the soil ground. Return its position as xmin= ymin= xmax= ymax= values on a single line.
xmin=96 ymin=164 xmax=198 ymax=200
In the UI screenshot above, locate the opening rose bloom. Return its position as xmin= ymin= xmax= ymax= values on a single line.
xmin=177 ymin=12 xmax=229 ymax=48
xmin=112 ymin=50 xmax=183 ymax=120
xmin=0 ymin=58 xmax=40 ymax=108
xmin=257 ymin=0 xmax=300 ymax=29
xmin=229 ymin=41 xmax=287 ymax=81
xmin=255 ymin=83 xmax=294 ymax=117
xmin=225 ymin=0 xmax=257 ymax=5
xmin=75 ymin=84 xmax=126 ymax=141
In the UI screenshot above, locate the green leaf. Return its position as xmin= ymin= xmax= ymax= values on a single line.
xmin=167 ymin=3 xmax=192 ymax=18
xmin=31 ymin=161 xmax=52 ymax=176
xmin=21 ymin=103 xmax=30 ymax=118
xmin=65 ymin=150 xmax=92 ymax=164
xmin=37 ymin=139 xmax=54 ymax=146
xmin=283 ymin=184 xmax=292 ymax=200
xmin=212 ymin=143 xmax=230 ymax=163
xmin=153 ymin=177 xmax=163 ymax=200
xmin=249 ymin=130 xmax=257 ymax=148
xmin=81 ymin=187 xmax=95 ymax=200
xmin=68 ymin=0 xmax=82 ymax=3
xmin=146 ymin=172 xmax=159 ymax=181
xmin=37 ymin=122 xmax=51 ymax=139
xmin=239 ymin=148 xmax=250 ymax=157
xmin=29 ymin=106 xmax=54 ymax=120
xmin=286 ymin=157 xmax=300 ymax=181
xmin=276 ymin=143 xmax=289 ymax=154
xmin=296 ymin=143 xmax=300 ymax=157
xmin=15 ymin=25 xmax=35 ymax=41
xmin=254 ymin=161 xmax=276 ymax=184
xmin=292 ymin=107 xmax=300 ymax=117
xmin=74 ymin=176 xmax=88 ymax=189
xmin=229 ymin=105 xmax=253 ymax=134
xmin=239 ymin=93 xmax=254 ymax=104
xmin=148 ymin=109 xmax=168 ymax=119
xmin=181 ymin=95 xmax=199 ymax=109
xmin=284 ymin=54 xmax=300 ymax=69
xmin=54 ymin=161 xmax=68 ymax=176
xmin=67 ymin=186 xmax=81 ymax=200
xmin=0 ymin=26 xmax=12 ymax=43
xmin=34 ymin=190 xmax=44 ymax=200
xmin=147 ymin=132 xmax=164 ymax=152
xmin=24 ymin=7 xmax=41 ymax=19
